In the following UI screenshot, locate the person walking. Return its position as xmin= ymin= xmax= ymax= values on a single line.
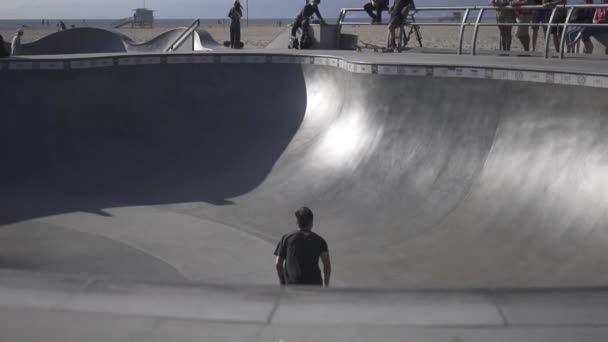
xmin=228 ymin=0 xmax=244 ymax=48
xmin=274 ymin=207 xmax=331 ymax=287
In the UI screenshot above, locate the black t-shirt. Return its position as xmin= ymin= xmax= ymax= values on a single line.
xmin=299 ymin=4 xmax=323 ymax=20
xmin=274 ymin=230 xmax=329 ymax=285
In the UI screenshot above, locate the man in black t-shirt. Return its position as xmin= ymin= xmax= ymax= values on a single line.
xmin=274 ymin=207 xmax=331 ymax=287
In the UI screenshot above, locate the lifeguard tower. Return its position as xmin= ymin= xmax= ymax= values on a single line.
xmin=132 ymin=8 xmax=154 ymax=28
xmin=113 ymin=7 xmax=155 ymax=28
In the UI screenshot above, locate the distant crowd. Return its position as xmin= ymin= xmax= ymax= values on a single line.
xmin=492 ymin=0 xmax=608 ymax=54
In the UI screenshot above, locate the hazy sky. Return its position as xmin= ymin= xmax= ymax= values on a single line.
xmin=0 ymin=0 xmax=523 ymax=19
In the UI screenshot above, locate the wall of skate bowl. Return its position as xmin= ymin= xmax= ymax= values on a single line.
xmin=1 ymin=53 xmax=608 ymax=288
xmin=16 ymin=27 xmax=203 ymax=55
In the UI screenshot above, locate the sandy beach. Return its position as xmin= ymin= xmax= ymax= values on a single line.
xmin=1 ymin=22 xmax=555 ymax=53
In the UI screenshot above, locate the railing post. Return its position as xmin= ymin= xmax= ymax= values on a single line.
xmin=458 ymin=8 xmax=471 ymax=55
xmin=559 ymin=6 xmax=574 ymax=59
xmin=544 ymin=7 xmax=558 ymax=58
xmin=167 ymin=19 xmax=200 ymax=52
xmin=471 ymin=7 xmax=485 ymax=56
xmin=336 ymin=9 xmax=347 ymax=49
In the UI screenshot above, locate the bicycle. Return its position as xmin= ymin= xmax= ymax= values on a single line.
xmin=388 ymin=13 xmax=423 ymax=52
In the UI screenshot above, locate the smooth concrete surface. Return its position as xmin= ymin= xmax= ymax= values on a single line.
xmin=1 ymin=271 xmax=608 ymax=341
xmin=1 ymin=52 xmax=608 ymax=289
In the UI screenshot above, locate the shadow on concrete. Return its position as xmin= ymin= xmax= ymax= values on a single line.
xmin=0 ymin=63 xmax=307 ymax=226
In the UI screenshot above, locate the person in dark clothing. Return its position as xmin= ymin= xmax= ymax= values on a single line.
xmin=228 ymin=0 xmax=244 ymax=48
xmin=291 ymin=0 xmax=326 ymax=43
xmin=58 ymin=20 xmax=67 ymax=31
xmin=0 ymin=35 xmax=9 ymax=58
xmin=364 ymin=0 xmax=390 ymax=24
xmin=274 ymin=207 xmax=331 ymax=287
xmin=387 ymin=0 xmax=416 ymax=50
xmin=566 ymin=0 xmax=596 ymax=53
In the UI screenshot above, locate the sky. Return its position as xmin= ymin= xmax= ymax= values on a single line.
xmin=1 ymin=0 xmax=577 ymax=19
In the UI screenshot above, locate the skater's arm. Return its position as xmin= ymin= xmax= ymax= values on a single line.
xmin=275 ymin=256 xmax=286 ymax=285
xmin=320 ymin=252 xmax=331 ymax=287
xmin=314 ymin=7 xmax=325 ymax=23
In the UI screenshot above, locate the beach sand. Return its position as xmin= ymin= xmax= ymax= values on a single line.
xmin=1 ymin=23 xmax=555 ymax=54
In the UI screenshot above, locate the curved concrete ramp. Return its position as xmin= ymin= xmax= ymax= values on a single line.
xmin=1 ymin=53 xmax=608 ymax=289
xmin=17 ymin=27 xmax=216 ymax=55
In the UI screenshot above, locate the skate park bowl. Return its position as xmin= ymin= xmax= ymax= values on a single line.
xmin=1 ymin=50 xmax=608 ymax=340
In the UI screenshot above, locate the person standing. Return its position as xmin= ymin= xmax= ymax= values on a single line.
xmin=274 ymin=207 xmax=331 ymax=287
xmin=228 ymin=0 xmax=244 ymax=48
xmin=566 ymin=0 xmax=595 ymax=53
xmin=542 ymin=0 xmax=567 ymax=52
xmin=531 ymin=0 xmax=545 ymax=52
xmin=0 ymin=35 xmax=9 ymax=58
xmin=512 ymin=0 xmax=533 ymax=51
xmin=387 ymin=0 xmax=416 ymax=51
xmin=11 ymin=29 xmax=23 ymax=56
xmin=492 ymin=0 xmax=516 ymax=51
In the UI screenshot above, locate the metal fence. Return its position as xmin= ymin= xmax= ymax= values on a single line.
xmin=337 ymin=4 xmax=608 ymax=59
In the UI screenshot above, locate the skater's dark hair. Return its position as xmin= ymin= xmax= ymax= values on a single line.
xmin=234 ymin=0 xmax=243 ymax=11
xmin=295 ymin=207 xmax=314 ymax=229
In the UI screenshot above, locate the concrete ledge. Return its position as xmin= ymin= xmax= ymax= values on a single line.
xmin=1 ymin=50 xmax=607 ymax=89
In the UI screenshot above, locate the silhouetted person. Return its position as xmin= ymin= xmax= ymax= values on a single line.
xmin=11 ymin=29 xmax=23 ymax=56
xmin=0 ymin=35 xmax=9 ymax=58
xmin=290 ymin=0 xmax=326 ymax=45
xmin=274 ymin=207 xmax=331 ymax=287
xmin=364 ymin=0 xmax=390 ymax=24
xmin=388 ymin=0 xmax=416 ymax=51
xmin=228 ymin=0 xmax=243 ymax=48
xmin=58 ymin=20 xmax=67 ymax=31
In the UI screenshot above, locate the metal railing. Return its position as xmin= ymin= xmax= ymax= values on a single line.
xmin=166 ymin=19 xmax=201 ymax=52
xmin=337 ymin=4 xmax=608 ymax=59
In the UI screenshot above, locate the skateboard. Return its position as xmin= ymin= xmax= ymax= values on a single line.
xmin=356 ymin=41 xmax=389 ymax=53
xmin=223 ymin=41 xmax=244 ymax=49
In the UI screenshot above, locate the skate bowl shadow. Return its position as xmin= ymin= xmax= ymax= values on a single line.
xmin=0 ymin=60 xmax=306 ymax=206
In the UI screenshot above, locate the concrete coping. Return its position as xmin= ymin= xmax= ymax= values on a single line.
xmin=1 ymin=50 xmax=607 ymax=89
